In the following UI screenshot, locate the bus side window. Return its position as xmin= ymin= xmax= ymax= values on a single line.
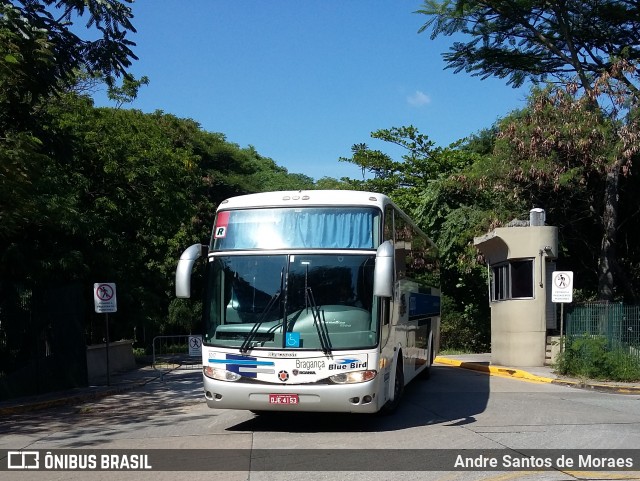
xmin=394 ymin=211 xmax=410 ymax=280
xmin=384 ymin=204 xmax=394 ymax=244
xmin=382 ymin=298 xmax=390 ymax=326
xmin=382 ymin=204 xmax=394 ymax=328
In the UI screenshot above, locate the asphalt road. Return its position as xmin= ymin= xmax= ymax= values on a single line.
xmin=2 ymin=363 xmax=640 ymax=480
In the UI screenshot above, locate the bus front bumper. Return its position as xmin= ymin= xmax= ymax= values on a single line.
xmin=203 ymin=375 xmax=383 ymax=413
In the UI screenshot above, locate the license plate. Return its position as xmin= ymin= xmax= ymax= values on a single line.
xmin=269 ymin=394 xmax=299 ymax=405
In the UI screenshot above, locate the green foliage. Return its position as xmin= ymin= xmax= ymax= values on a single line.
xmin=556 ymin=335 xmax=640 ymax=381
xmin=107 ymin=75 xmax=150 ymax=107
xmin=132 ymin=347 xmax=148 ymax=358
xmin=440 ymin=295 xmax=490 ymax=352
xmin=416 ymin=0 xmax=640 ymax=100
xmin=314 ymin=177 xmax=352 ymax=190
xmin=155 ymin=343 xmax=189 ymax=356
xmin=417 ymin=0 xmax=640 ymax=301
xmin=242 ymin=151 xmax=316 ymax=192
xmin=4 ymin=0 xmax=639 ymax=364
xmin=490 ymin=87 xmax=640 ymax=300
xmin=339 ymin=126 xmax=473 ymax=196
xmin=0 ymin=0 xmax=137 ymax=131
xmin=0 ymin=85 xmax=314 ymax=345
xmin=339 ymin=126 xmax=494 ymax=352
xmin=167 ymin=299 xmax=202 ymax=334
xmin=0 ymin=132 xmax=47 ymax=240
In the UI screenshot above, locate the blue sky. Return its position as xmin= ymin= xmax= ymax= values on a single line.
xmin=92 ymin=0 xmax=530 ymax=180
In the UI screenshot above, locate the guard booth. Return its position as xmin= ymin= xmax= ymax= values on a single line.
xmin=474 ymin=209 xmax=558 ymax=367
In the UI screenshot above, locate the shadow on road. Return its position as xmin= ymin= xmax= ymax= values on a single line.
xmin=226 ymin=364 xmax=490 ymax=433
xmin=0 ymin=371 xmax=208 ymax=448
xmin=1 ymin=364 xmax=491 ymax=444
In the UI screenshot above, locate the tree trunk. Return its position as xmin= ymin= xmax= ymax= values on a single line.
xmin=597 ymin=167 xmax=619 ymax=301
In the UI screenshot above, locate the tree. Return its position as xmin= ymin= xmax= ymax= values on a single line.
xmin=417 ymin=0 xmax=640 ymax=93
xmin=478 ymin=87 xmax=640 ymax=300
xmin=340 ymin=127 xmax=493 ymax=350
xmin=1 ymin=0 xmax=137 ymax=130
xmin=107 ymin=74 xmax=149 ymax=108
xmin=417 ymin=0 xmax=640 ymax=300
xmin=339 ymin=126 xmax=470 ymax=201
xmin=1 ymin=84 xmax=321 ymax=342
xmin=1 ymin=0 xmax=139 ymax=244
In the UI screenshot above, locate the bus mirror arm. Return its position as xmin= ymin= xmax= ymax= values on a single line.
xmin=176 ymin=243 xmax=208 ymax=298
xmin=374 ymin=240 xmax=394 ymax=298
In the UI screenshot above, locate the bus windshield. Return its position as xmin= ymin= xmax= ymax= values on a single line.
xmin=211 ymin=207 xmax=380 ymax=250
xmin=203 ymin=254 xmax=378 ymax=350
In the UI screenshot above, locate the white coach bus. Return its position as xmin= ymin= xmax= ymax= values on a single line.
xmin=176 ymin=190 xmax=440 ymax=414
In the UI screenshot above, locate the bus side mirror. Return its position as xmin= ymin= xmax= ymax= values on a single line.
xmin=374 ymin=240 xmax=394 ymax=298
xmin=176 ymin=244 xmax=208 ymax=298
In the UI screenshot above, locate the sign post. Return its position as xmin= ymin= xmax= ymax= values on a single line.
xmin=94 ymin=283 xmax=118 ymax=386
xmin=551 ymin=271 xmax=573 ymax=353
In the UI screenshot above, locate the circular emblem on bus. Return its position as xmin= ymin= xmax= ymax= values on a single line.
xmin=278 ymin=370 xmax=289 ymax=382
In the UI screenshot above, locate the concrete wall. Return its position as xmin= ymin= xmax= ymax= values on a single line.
xmin=490 ymin=297 xmax=547 ymax=366
xmin=86 ymin=340 xmax=136 ymax=385
xmin=546 ymin=335 xmax=561 ymax=366
xmin=475 ymin=225 xmax=558 ymax=367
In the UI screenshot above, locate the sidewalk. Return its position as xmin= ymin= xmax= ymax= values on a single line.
xmin=2 ymin=355 xmax=639 ymax=416
xmin=0 ymin=365 xmax=165 ymax=416
xmin=435 ymin=353 xmax=640 ymax=394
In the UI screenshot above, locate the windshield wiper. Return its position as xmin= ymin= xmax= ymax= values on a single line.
xmin=240 ymin=290 xmax=281 ymax=353
xmin=306 ymin=287 xmax=332 ymax=354
xmin=240 ymin=268 xmax=284 ymax=353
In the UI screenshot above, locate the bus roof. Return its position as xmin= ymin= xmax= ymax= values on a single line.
xmin=217 ymin=190 xmax=392 ymax=211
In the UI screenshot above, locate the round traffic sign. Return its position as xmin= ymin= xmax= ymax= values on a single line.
xmin=96 ymin=284 xmax=114 ymax=301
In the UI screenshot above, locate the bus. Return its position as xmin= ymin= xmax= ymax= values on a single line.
xmin=175 ymin=190 xmax=440 ymax=414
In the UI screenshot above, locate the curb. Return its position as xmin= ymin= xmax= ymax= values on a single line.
xmin=434 ymin=356 xmax=554 ymax=384
xmin=549 ymin=378 xmax=640 ymax=394
xmin=434 ymin=356 xmax=640 ymax=394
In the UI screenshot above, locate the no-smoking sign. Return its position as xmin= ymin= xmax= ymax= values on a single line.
xmin=94 ymin=283 xmax=117 ymax=313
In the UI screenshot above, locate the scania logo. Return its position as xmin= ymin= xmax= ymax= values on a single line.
xmin=278 ymin=370 xmax=289 ymax=382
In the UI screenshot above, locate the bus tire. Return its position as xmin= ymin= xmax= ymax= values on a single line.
xmin=381 ymin=355 xmax=404 ymax=415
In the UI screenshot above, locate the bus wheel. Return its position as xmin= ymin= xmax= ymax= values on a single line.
xmin=381 ymin=356 xmax=404 ymax=415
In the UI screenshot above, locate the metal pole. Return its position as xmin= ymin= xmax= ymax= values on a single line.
xmin=105 ymin=313 xmax=110 ymax=386
xmin=559 ymin=302 xmax=564 ymax=354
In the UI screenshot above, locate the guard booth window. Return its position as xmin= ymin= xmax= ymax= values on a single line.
xmin=491 ymin=259 xmax=534 ymax=301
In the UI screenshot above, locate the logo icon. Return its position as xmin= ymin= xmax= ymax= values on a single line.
xmin=278 ymin=370 xmax=289 ymax=382
xmin=285 ymin=332 xmax=301 ymax=347
xmin=8 ymin=451 xmax=39 ymax=470
xmin=337 ymin=358 xmax=359 ymax=364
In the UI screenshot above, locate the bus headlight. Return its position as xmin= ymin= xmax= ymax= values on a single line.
xmin=329 ymin=370 xmax=377 ymax=384
xmin=203 ymin=366 xmax=241 ymax=382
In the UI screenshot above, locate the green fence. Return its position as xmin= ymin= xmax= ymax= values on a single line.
xmin=566 ymin=302 xmax=640 ymax=366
